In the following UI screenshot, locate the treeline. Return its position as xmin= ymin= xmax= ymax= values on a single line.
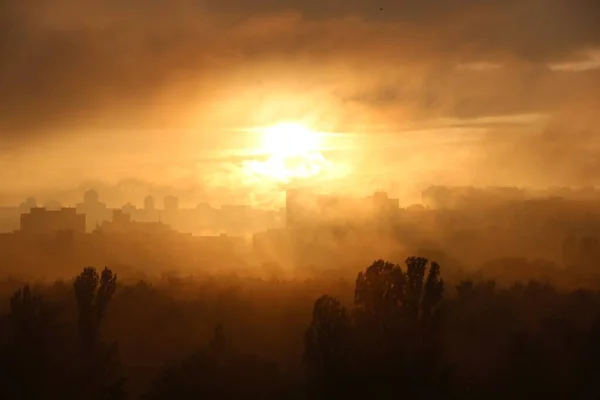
xmin=1 ymin=259 xmax=600 ymax=399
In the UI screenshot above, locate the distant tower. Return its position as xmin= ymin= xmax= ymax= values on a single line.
xmin=164 ymin=196 xmax=179 ymax=212
xmin=19 ymin=197 xmax=38 ymax=213
xmin=144 ymin=195 xmax=155 ymax=211
xmin=122 ymin=203 xmax=136 ymax=216
xmin=84 ymin=189 xmax=99 ymax=204
xmin=25 ymin=197 xmax=37 ymax=208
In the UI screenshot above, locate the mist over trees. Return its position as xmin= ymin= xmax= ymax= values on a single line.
xmin=0 ymin=257 xmax=599 ymax=399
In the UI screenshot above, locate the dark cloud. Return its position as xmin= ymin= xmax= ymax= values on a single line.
xmin=0 ymin=1 xmax=216 ymax=136
xmin=0 ymin=0 xmax=598 ymax=138
xmin=204 ymin=0 xmax=600 ymax=60
xmin=0 ymin=0 xmax=599 ymax=198
xmin=469 ymin=111 xmax=600 ymax=187
xmin=345 ymin=65 xmax=600 ymax=124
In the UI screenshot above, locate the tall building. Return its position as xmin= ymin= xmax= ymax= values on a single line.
xmin=20 ymin=207 xmax=86 ymax=234
xmin=84 ymin=189 xmax=99 ymax=204
xmin=122 ymin=203 xmax=136 ymax=216
xmin=144 ymin=195 xmax=155 ymax=211
xmin=19 ymin=197 xmax=37 ymax=213
xmin=368 ymin=191 xmax=400 ymax=214
xmin=76 ymin=190 xmax=109 ymax=232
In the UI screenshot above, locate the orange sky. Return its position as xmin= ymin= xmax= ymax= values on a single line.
xmin=0 ymin=0 xmax=599 ymax=207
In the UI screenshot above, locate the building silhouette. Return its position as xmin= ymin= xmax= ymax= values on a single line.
xmin=122 ymin=203 xmax=137 ymax=216
xmin=285 ymin=188 xmax=400 ymax=229
xmin=96 ymin=209 xmax=174 ymax=237
xmin=20 ymin=207 xmax=86 ymax=235
xmin=19 ymin=197 xmax=37 ymax=213
xmin=144 ymin=195 xmax=155 ymax=211
xmin=76 ymin=189 xmax=110 ymax=232
xmin=84 ymin=189 xmax=99 ymax=204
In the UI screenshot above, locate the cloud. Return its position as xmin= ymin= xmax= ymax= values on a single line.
xmin=549 ymin=49 xmax=600 ymax=71
xmin=0 ymin=0 xmax=598 ymax=136
xmin=0 ymin=0 xmax=599 ymax=198
xmin=467 ymin=111 xmax=600 ymax=187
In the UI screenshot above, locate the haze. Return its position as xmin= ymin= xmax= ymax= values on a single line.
xmin=0 ymin=0 xmax=598 ymax=206
xmin=2 ymin=2 xmax=600 ymax=399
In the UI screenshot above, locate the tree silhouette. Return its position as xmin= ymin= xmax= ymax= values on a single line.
xmin=73 ymin=266 xmax=125 ymax=400
xmin=352 ymin=257 xmax=447 ymax=398
xmin=74 ymin=267 xmax=117 ymax=348
xmin=9 ymin=285 xmax=43 ymax=342
xmin=304 ymin=295 xmax=356 ymax=398
xmin=354 ymin=257 xmax=444 ymax=343
xmin=7 ymin=254 xmax=600 ymax=398
xmin=0 ymin=286 xmax=50 ymax=399
xmin=0 ymin=284 xmax=74 ymax=399
xmin=302 ymin=258 xmax=448 ymax=398
xmin=355 ymin=260 xmax=406 ymax=326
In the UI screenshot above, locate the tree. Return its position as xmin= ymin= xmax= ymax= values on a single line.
xmin=0 ymin=286 xmax=49 ymax=399
xmin=74 ymin=267 xmax=117 ymax=348
xmin=0 ymin=284 xmax=72 ymax=399
xmin=352 ymin=257 xmax=447 ymax=398
xmin=73 ymin=266 xmax=125 ymax=400
xmin=304 ymin=295 xmax=356 ymax=398
xmin=354 ymin=257 xmax=444 ymax=345
xmin=354 ymin=260 xmax=407 ymax=326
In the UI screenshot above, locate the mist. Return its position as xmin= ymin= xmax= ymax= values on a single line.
xmin=0 ymin=0 xmax=598 ymax=203
xmin=1 ymin=0 xmax=600 ymax=398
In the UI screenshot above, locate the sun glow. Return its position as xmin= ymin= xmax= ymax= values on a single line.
xmin=244 ymin=122 xmax=330 ymax=183
xmin=261 ymin=122 xmax=322 ymax=157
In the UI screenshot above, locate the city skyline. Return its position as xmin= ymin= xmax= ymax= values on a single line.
xmin=1 ymin=2 xmax=600 ymax=398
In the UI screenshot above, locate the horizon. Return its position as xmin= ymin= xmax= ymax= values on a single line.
xmin=5 ymin=183 xmax=600 ymax=210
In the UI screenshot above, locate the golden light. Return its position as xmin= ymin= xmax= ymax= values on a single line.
xmin=260 ymin=122 xmax=322 ymax=158
xmin=243 ymin=122 xmax=330 ymax=183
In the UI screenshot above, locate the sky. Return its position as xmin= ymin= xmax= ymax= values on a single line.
xmin=0 ymin=0 xmax=599 ymax=207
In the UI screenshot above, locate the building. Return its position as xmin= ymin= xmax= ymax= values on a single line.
xmin=19 ymin=197 xmax=37 ymax=213
xmin=285 ymin=188 xmax=400 ymax=228
xmin=122 ymin=203 xmax=137 ymax=216
xmin=144 ymin=195 xmax=155 ymax=211
xmin=84 ymin=189 xmax=99 ymax=204
xmin=76 ymin=189 xmax=110 ymax=232
xmin=96 ymin=209 xmax=174 ymax=237
xmin=20 ymin=207 xmax=86 ymax=235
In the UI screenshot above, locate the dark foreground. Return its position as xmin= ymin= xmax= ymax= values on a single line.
xmin=1 ymin=258 xmax=599 ymax=399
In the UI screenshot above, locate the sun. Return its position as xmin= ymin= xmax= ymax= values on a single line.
xmin=260 ymin=122 xmax=322 ymax=158
xmin=243 ymin=122 xmax=330 ymax=183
